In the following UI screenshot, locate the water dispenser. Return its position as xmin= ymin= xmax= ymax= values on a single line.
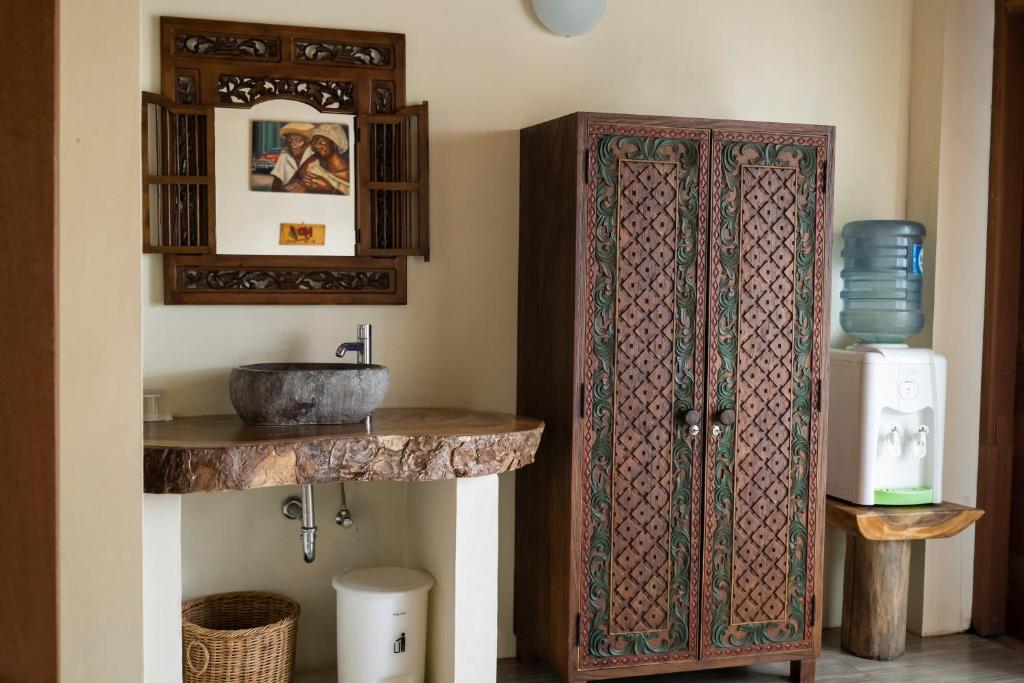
xmin=827 ymin=345 xmax=945 ymax=505
xmin=828 ymin=219 xmax=944 ymax=505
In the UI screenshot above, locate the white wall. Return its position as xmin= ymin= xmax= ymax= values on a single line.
xmin=61 ymin=0 xmax=144 ymax=678
xmin=403 ymin=478 xmax=500 ymax=683
xmin=142 ymin=0 xmax=923 ymax=667
xmin=144 ymin=495 xmax=183 ymax=683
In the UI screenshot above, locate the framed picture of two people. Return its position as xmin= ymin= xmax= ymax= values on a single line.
xmin=250 ymin=120 xmax=351 ymax=196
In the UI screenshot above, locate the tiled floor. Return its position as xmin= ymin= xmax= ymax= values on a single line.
xmin=497 ymin=629 xmax=1024 ymax=682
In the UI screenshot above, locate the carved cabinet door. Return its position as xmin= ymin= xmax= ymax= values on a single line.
xmin=578 ymin=123 xmax=709 ymax=671
xmin=699 ymin=130 xmax=829 ymax=659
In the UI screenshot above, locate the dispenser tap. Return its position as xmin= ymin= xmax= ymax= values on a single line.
xmin=912 ymin=425 xmax=929 ymax=459
xmin=885 ymin=425 xmax=902 ymax=458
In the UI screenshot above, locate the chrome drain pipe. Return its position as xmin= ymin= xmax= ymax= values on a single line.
xmin=283 ymin=485 xmax=318 ymax=563
xmin=299 ymin=484 xmax=316 ymax=563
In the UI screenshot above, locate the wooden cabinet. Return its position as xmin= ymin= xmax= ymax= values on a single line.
xmin=515 ymin=113 xmax=833 ymax=681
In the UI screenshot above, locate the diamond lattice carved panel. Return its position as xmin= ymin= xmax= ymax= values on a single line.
xmin=612 ymin=160 xmax=678 ymax=634
xmin=580 ymin=124 xmax=708 ymax=669
xmin=731 ymin=166 xmax=798 ymax=625
xmin=701 ymin=130 xmax=828 ymax=659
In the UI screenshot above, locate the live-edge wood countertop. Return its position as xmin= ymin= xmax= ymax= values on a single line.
xmin=144 ymin=408 xmax=544 ymax=494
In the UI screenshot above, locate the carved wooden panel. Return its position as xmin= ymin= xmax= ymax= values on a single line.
xmin=172 ymin=32 xmax=279 ymax=60
xmin=164 ymin=254 xmax=406 ymax=305
xmin=372 ymin=81 xmax=396 ymax=114
xmin=580 ymin=124 xmax=709 ymax=669
xmin=732 ymin=165 xmax=798 ymax=625
xmin=216 ymin=74 xmax=355 ymax=112
xmin=173 ymin=69 xmax=199 ymax=104
xmin=160 ymin=17 xmax=406 ymax=115
xmin=612 ymin=159 xmax=678 ymax=634
xmin=701 ymin=131 xmax=828 ymax=659
xmin=293 ymin=40 xmax=392 ymax=67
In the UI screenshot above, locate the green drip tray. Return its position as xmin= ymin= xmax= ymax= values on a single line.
xmin=873 ymin=486 xmax=933 ymax=506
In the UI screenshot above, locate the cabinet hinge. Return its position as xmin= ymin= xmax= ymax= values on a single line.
xmin=815 ymin=378 xmax=822 ymax=412
xmin=575 ymin=613 xmax=581 ymax=646
xmin=584 ymin=149 xmax=590 ymax=184
xmin=355 ymin=126 xmax=361 ymax=144
xmin=355 ymin=228 xmax=362 ymax=244
xmin=810 ymin=595 xmax=816 ymax=627
xmin=578 ymin=383 xmax=585 ymax=419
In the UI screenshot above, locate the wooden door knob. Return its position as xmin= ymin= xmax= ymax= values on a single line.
xmin=683 ymin=409 xmax=701 ymax=426
xmin=717 ymin=408 xmax=736 ymax=426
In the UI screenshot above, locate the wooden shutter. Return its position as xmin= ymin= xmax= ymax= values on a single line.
xmin=356 ymin=102 xmax=429 ymax=259
xmin=141 ymin=92 xmax=215 ymax=253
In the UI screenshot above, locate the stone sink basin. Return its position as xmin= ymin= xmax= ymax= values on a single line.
xmin=229 ymin=363 xmax=390 ymax=426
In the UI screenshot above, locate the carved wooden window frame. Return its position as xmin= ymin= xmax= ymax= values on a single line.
xmin=147 ymin=16 xmax=429 ymax=305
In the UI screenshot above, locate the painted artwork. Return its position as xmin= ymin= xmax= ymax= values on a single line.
xmin=251 ymin=121 xmax=351 ymax=195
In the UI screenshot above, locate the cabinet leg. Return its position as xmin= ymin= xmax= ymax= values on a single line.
xmin=789 ymin=657 xmax=815 ymax=682
xmin=840 ymin=536 xmax=911 ymax=660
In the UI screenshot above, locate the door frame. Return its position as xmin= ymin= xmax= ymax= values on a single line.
xmin=972 ymin=0 xmax=1024 ymax=638
xmin=0 ymin=0 xmax=60 ymax=679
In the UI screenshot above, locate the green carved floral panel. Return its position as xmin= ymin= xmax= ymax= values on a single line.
xmin=700 ymin=131 xmax=827 ymax=658
xmin=579 ymin=124 xmax=708 ymax=670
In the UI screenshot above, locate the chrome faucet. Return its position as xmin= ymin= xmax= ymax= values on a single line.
xmin=336 ymin=323 xmax=372 ymax=364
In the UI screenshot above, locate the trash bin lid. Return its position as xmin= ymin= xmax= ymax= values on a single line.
xmin=332 ymin=566 xmax=434 ymax=595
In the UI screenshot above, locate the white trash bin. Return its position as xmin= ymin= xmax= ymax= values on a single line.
xmin=332 ymin=566 xmax=434 ymax=683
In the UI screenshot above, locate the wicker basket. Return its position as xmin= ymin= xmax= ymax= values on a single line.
xmin=182 ymin=591 xmax=300 ymax=683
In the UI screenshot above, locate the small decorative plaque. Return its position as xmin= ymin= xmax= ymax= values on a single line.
xmin=279 ymin=223 xmax=326 ymax=245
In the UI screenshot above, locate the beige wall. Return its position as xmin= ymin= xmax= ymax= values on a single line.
xmin=60 ymin=0 xmax=143 ymax=679
xmin=180 ymin=484 xmax=408 ymax=669
xmin=831 ymin=0 xmax=995 ymax=636
xmin=905 ymin=0 xmax=945 ymax=350
xmin=914 ymin=0 xmax=993 ymax=635
xmin=142 ymin=0 xmax=920 ymax=667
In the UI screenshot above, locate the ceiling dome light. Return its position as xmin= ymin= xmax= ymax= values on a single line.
xmin=531 ymin=0 xmax=606 ymax=37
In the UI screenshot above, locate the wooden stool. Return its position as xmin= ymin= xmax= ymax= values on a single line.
xmin=826 ymin=498 xmax=984 ymax=660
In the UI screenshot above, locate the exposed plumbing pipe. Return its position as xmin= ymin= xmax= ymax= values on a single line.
xmin=335 ymin=482 xmax=353 ymax=528
xmin=282 ymin=485 xmax=318 ymax=563
xmin=278 ymin=323 xmax=378 ymax=561
xmin=335 ymin=323 xmax=374 ymax=528
xmin=299 ymin=484 xmax=316 ymax=563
